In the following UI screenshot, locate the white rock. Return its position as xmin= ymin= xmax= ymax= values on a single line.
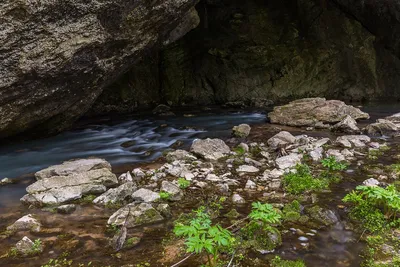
xmin=236 ymin=165 xmax=260 ymax=173
xmin=232 ymin=124 xmax=251 ymax=138
xmin=267 ymin=131 xmax=296 ymax=149
xmin=309 ymin=147 xmax=323 ymax=161
xmin=190 ymin=138 xmax=230 ymax=160
xmin=336 ymin=135 xmax=371 ymax=148
xmin=205 ymin=174 xmax=222 ymax=182
xmin=232 ymin=193 xmax=246 ymax=204
xmin=362 ymin=178 xmax=380 ymax=187
xmin=262 ymin=169 xmax=284 ymax=180
xmin=275 ymin=154 xmax=302 ymax=169
xmin=160 ymin=181 xmax=183 ymax=201
xmin=7 ymin=214 xmax=41 ymax=233
xmin=245 ymin=180 xmax=257 ymax=190
xmin=16 ymin=236 xmax=40 ymax=256
xmin=132 ymin=188 xmax=160 ymax=203
xmin=107 ymin=203 xmax=164 ymax=228
xmin=132 ymin=168 xmax=146 ymax=179
xmin=326 ymin=149 xmax=346 ymax=162
xmin=118 ymin=171 xmax=133 ymax=183
xmin=93 ymin=182 xmax=136 ymax=205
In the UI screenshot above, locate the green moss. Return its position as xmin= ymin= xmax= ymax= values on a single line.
xmin=283 ymin=164 xmax=329 ymax=194
xmin=282 ymin=200 xmax=301 ymax=222
xmin=270 ymin=256 xmax=306 ymax=267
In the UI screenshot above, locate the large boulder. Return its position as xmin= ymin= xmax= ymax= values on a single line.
xmin=0 ymin=0 xmax=200 ymax=138
xmin=35 ymin=158 xmax=111 ymax=180
xmin=107 ymin=203 xmax=164 ymax=228
xmin=364 ymin=119 xmax=400 ymax=137
xmin=268 ymin=98 xmax=369 ymax=127
xmin=21 ymin=163 xmax=118 ymax=205
xmin=190 ymin=138 xmax=231 ymax=160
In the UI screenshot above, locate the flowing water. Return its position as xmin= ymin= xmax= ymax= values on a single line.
xmin=0 ymin=104 xmax=399 ymax=267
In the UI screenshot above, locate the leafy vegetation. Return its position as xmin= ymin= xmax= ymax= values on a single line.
xmin=270 ymin=256 xmax=306 ymax=267
xmin=41 ymin=258 xmax=94 ymax=267
xmin=321 ymin=156 xmax=347 ymax=171
xmin=343 ymin=185 xmax=400 ymax=233
xmin=233 ymin=146 xmax=246 ymax=156
xmin=177 ymin=178 xmax=191 ymax=189
xmin=31 ymin=239 xmax=42 ymax=255
xmin=173 ymin=206 xmax=235 ymax=266
xmin=283 ymin=164 xmax=328 ymax=194
xmin=282 ymin=200 xmax=301 ymax=222
xmin=159 ymin=191 xmax=172 ymax=200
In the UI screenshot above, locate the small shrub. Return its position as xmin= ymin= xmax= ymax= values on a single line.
xmin=177 ymin=178 xmax=191 ymax=189
xmin=321 ymin=156 xmax=347 ymax=171
xmin=283 ymin=164 xmax=328 ymax=194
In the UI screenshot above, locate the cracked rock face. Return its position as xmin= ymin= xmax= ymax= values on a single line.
xmin=0 ymin=0 xmax=199 ymax=138
xmin=21 ymin=159 xmax=117 ymax=205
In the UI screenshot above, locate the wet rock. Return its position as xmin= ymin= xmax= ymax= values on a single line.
xmin=232 ymin=124 xmax=251 ymax=138
xmin=7 ymin=214 xmax=41 ymax=233
xmin=232 ymin=193 xmax=245 ymax=204
xmin=364 ymin=119 xmax=400 ymax=137
xmin=275 ymin=153 xmax=302 ymax=169
xmin=118 ymin=172 xmax=133 ymax=184
xmin=165 ymin=150 xmax=197 ymax=162
xmin=236 ymin=165 xmax=259 ymax=173
xmin=336 ymin=135 xmax=371 ymax=148
xmin=160 ymin=181 xmax=183 ymax=201
xmin=107 ymin=203 xmax=164 ymax=228
xmin=326 ymin=149 xmax=346 ymax=162
xmin=132 ymin=168 xmax=146 ymax=181
xmin=331 ymin=115 xmax=360 ymax=134
xmin=131 ymin=189 xmax=160 ymax=203
xmin=385 ymin=113 xmax=400 ymax=124
xmin=152 ymin=104 xmax=171 ymax=115
xmin=306 ymin=206 xmax=339 ymax=227
xmin=362 ymin=178 xmax=380 ymax=187
xmin=309 ymin=147 xmax=324 ymax=161
xmin=267 ymin=131 xmax=296 ymax=149
xmin=93 ymin=182 xmax=136 ymax=205
xmin=190 ymin=138 xmax=230 ymax=160
xmin=245 ymin=180 xmax=257 ymax=190
xmin=15 ymin=236 xmax=41 ymax=256
xmin=268 ymin=98 xmax=369 ymax=127
xmin=156 ymin=203 xmax=172 ymax=218
xmin=35 ymin=158 xmax=111 ymax=180
xmin=57 ymin=204 xmax=77 ymax=214
xmin=21 ymin=167 xmax=117 ymax=205
xmin=0 ymin=177 xmax=13 ymax=185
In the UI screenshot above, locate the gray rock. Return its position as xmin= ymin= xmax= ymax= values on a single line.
xmin=267 ymin=131 xmax=296 ymax=149
xmin=385 ymin=113 xmax=400 ymax=124
xmin=262 ymin=169 xmax=284 ymax=180
xmin=35 ymin=158 xmax=111 ymax=180
xmin=16 ymin=236 xmax=41 ymax=256
xmin=364 ymin=119 xmax=400 ymax=137
xmin=152 ymin=104 xmax=171 ymax=115
xmin=7 ymin=214 xmax=41 ymax=233
xmin=331 ymin=115 xmax=360 ymax=134
xmin=245 ymin=180 xmax=257 ymax=190
xmin=156 ymin=203 xmax=172 ymax=218
xmin=244 ymin=158 xmax=263 ymax=167
xmin=306 ymin=206 xmax=339 ymax=226
xmin=275 ymin=153 xmax=302 ymax=169
xmin=205 ymin=173 xmax=222 ymax=182
xmin=326 ymin=149 xmax=346 ymax=162
xmin=132 ymin=168 xmax=146 ymax=180
xmin=118 ymin=172 xmax=133 ymax=184
xmin=238 ymin=143 xmax=249 ymax=153
xmin=131 ymin=188 xmax=160 ymax=203
xmin=232 ymin=193 xmax=246 ymax=204
xmin=217 ymin=183 xmax=230 ymax=194
xmin=165 ymin=150 xmax=197 ymax=162
xmin=232 ymin=124 xmax=251 ymax=138
xmin=57 ymin=204 xmax=77 ymax=214
xmin=362 ymin=178 xmax=380 ymax=187
xmin=21 ymin=168 xmax=118 ymax=205
xmin=190 ymin=138 xmax=230 ymax=160
xmin=268 ymin=98 xmax=369 ymax=127
xmin=93 ymin=182 xmax=136 ymax=205
xmin=107 ymin=203 xmax=164 ymax=228
xmin=0 ymin=0 xmax=200 ymax=138
xmin=160 ymin=181 xmax=183 ymax=201
xmin=309 ymin=147 xmax=324 ymax=161
xmin=336 ymin=135 xmax=371 ymax=148
xmin=236 ymin=165 xmax=260 ymax=173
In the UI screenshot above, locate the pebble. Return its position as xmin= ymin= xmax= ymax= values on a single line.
xmin=298 ymin=236 xmax=309 ymax=242
xmin=306 ymin=233 xmax=315 ymax=236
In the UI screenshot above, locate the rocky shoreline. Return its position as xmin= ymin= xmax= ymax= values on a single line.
xmin=1 ymin=98 xmax=400 ymax=267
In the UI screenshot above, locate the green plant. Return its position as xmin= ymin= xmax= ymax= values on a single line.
xmin=106 ymin=223 xmax=120 ymax=235
xmin=173 ymin=207 xmax=235 ymax=266
xmin=177 ymin=178 xmax=191 ymax=189
xmin=282 ymin=200 xmax=301 ymax=222
xmin=270 ymin=256 xmax=306 ymax=267
xmin=80 ymin=194 xmax=96 ymax=204
xmin=233 ymin=146 xmax=246 ymax=156
xmin=41 ymin=259 xmax=93 ymax=267
xmin=343 ymin=185 xmax=400 ymax=233
xmin=7 ymin=247 xmax=18 ymax=258
xmin=30 ymin=239 xmax=42 ymax=255
xmin=249 ymin=202 xmax=281 ymax=226
xmin=321 ymin=156 xmax=347 ymax=171
xmin=283 ymin=164 xmax=328 ymax=194
xmin=160 ymin=191 xmax=172 ymax=200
